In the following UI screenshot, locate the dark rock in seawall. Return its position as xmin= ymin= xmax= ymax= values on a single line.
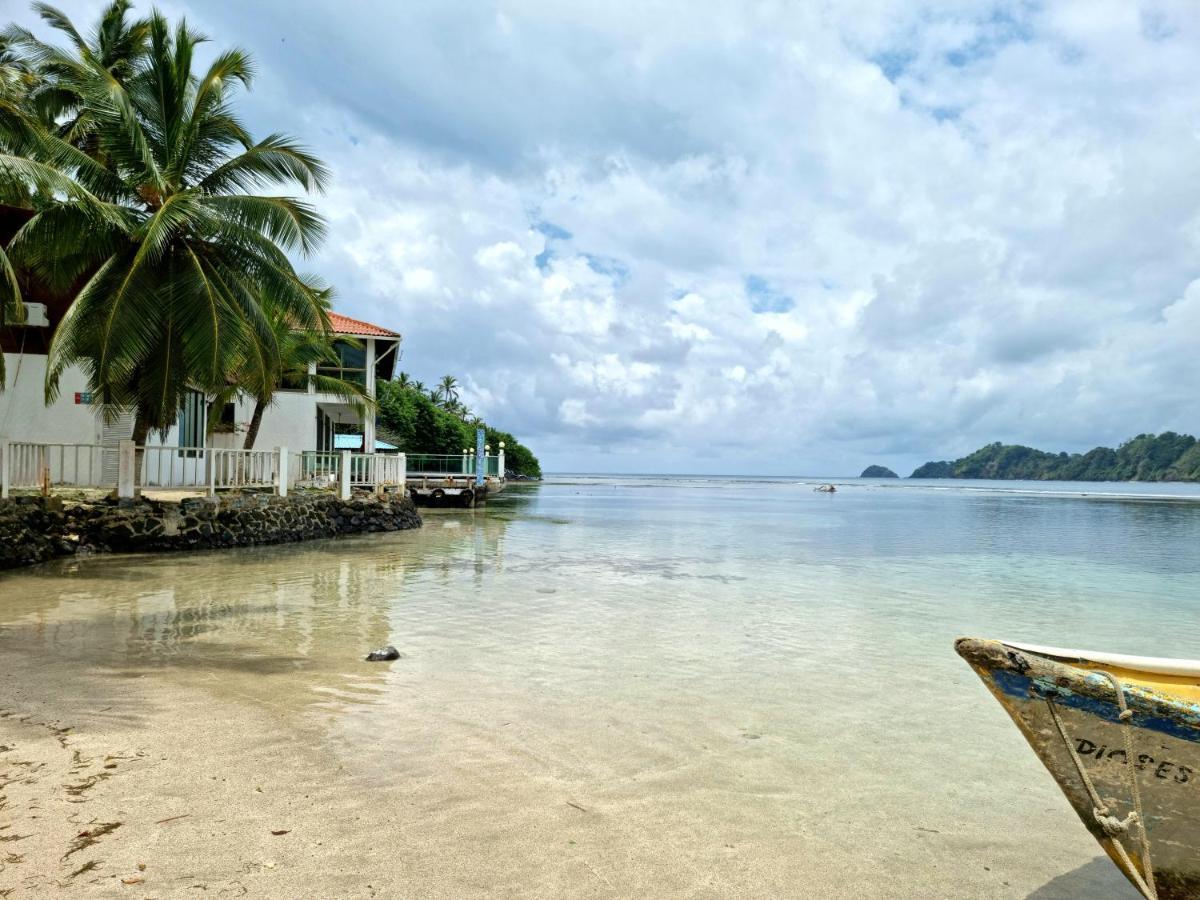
xmin=0 ymin=492 xmax=422 ymax=571
xmin=860 ymin=465 xmax=898 ymax=478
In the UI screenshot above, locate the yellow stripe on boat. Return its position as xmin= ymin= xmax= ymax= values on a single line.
xmin=956 ymin=637 xmax=1200 ymax=900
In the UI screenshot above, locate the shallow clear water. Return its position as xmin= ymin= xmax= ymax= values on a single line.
xmin=5 ymin=476 xmax=1200 ymax=897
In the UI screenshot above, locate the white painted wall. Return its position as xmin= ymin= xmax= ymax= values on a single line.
xmin=3 ymin=331 xmax=382 ymax=453
xmin=0 ymin=353 xmax=103 ymax=444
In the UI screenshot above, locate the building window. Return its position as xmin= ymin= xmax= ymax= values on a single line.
xmin=317 ymin=339 xmax=367 ymax=386
xmin=179 ymin=390 xmax=206 ymax=457
xmin=280 ymin=368 xmax=310 ymax=392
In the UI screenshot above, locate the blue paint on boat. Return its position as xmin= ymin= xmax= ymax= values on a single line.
xmin=991 ymin=668 xmax=1200 ymax=745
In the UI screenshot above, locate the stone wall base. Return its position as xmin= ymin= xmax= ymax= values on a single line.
xmin=0 ymin=491 xmax=422 ymax=571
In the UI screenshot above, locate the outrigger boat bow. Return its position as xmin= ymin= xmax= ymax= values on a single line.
xmin=956 ymin=637 xmax=1200 ymax=900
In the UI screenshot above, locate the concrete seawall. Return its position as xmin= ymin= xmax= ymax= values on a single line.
xmin=0 ymin=491 xmax=422 ymax=570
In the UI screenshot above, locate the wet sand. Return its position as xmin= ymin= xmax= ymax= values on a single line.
xmin=0 ymin=482 xmax=1160 ymax=898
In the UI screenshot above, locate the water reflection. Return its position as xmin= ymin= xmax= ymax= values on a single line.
xmin=0 ymin=507 xmax=519 ymax=722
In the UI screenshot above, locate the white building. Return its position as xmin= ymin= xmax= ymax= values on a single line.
xmin=0 ymin=308 xmax=401 ymax=456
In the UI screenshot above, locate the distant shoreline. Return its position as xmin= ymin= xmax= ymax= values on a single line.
xmin=911 ymin=433 xmax=1200 ymax=483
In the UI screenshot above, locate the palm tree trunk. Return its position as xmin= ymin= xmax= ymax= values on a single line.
xmin=130 ymin=411 xmax=151 ymax=495
xmin=243 ymin=399 xmax=266 ymax=450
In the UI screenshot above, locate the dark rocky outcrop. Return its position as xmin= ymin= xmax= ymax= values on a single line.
xmin=860 ymin=465 xmax=898 ymax=478
xmin=0 ymin=491 xmax=421 ymax=571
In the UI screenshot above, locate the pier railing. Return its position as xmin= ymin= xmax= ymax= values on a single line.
xmin=1 ymin=440 xmax=408 ymax=501
xmin=407 ymin=453 xmax=502 ymax=478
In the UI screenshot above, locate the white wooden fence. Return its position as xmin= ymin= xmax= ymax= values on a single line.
xmin=1 ymin=442 xmax=118 ymax=493
xmin=1 ymin=440 xmax=406 ymax=501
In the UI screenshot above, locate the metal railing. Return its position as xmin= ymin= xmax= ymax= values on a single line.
xmin=2 ymin=442 xmax=117 ymax=491
xmin=138 ymin=444 xmax=209 ymax=488
xmin=296 ymin=451 xmax=341 ymax=489
xmin=406 ymin=453 xmax=501 ymax=477
xmin=345 ymin=452 xmax=407 ymax=489
xmin=2 ymin=440 xmax=411 ymax=501
xmin=208 ymin=448 xmax=279 ymax=491
xmin=137 ymin=445 xmax=280 ymax=491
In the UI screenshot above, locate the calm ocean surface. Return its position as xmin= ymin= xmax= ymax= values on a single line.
xmin=4 ymin=475 xmax=1199 ymax=896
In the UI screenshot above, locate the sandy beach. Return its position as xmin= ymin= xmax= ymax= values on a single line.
xmin=0 ymin=633 xmax=1129 ymax=899
xmin=0 ymin=481 xmax=1164 ymax=898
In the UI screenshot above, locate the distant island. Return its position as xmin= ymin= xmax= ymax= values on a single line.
xmin=910 ymin=432 xmax=1200 ymax=482
xmin=860 ymin=465 xmax=898 ymax=478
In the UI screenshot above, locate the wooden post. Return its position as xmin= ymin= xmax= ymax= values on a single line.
xmin=0 ymin=440 xmax=9 ymax=499
xmin=276 ymin=446 xmax=288 ymax=498
xmin=117 ymin=440 xmax=136 ymax=499
xmin=339 ymin=450 xmax=351 ymax=501
xmin=399 ymin=452 xmax=407 ymax=496
xmin=207 ymin=449 xmax=217 ymax=498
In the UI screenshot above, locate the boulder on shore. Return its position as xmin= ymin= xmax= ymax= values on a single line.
xmin=860 ymin=465 xmax=899 ymax=478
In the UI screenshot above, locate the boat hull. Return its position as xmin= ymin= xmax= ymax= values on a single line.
xmin=956 ymin=638 xmax=1200 ymax=900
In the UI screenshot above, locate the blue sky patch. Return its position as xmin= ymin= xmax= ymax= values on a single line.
xmin=746 ymin=275 xmax=794 ymax=314
xmin=533 ymin=220 xmax=573 ymax=241
xmin=583 ymin=253 xmax=630 ymax=285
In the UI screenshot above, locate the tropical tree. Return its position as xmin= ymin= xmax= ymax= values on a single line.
xmin=211 ymin=290 xmax=371 ymax=450
xmin=2 ymin=10 xmax=330 ymax=443
xmin=9 ymin=1 xmax=151 ymax=148
xmin=434 ymin=374 xmax=458 ymax=408
xmin=0 ymin=35 xmax=34 ymax=386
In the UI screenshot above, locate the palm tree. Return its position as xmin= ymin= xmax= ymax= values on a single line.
xmin=435 ymin=374 xmax=459 ymax=408
xmin=212 ymin=290 xmax=371 ymax=450
xmin=394 ymin=371 xmax=412 ymax=390
xmin=3 ymin=11 xmax=330 ymax=444
xmin=1 ymin=2 xmax=148 ymax=389
xmin=8 ymin=1 xmax=151 ymax=149
xmin=0 ymin=35 xmax=35 ymax=386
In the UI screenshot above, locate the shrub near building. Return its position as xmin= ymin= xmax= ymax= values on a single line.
xmin=374 ymin=379 xmax=541 ymax=478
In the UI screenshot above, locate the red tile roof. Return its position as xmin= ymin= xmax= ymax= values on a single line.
xmin=327 ymin=312 xmax=399 ymax=338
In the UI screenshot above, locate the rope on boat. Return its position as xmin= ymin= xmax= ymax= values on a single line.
xmin=1044 ymin=671 xmax=1158 ymax=900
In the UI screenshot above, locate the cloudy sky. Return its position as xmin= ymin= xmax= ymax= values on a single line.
xmin=15 ymin=1 xmax=1200 ymax=474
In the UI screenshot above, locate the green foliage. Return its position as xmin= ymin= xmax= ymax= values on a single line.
xmin=482 ymin=425 xmax=541 ymax=478
xmin=910 ymin=432 xmax=1200 ymax=482
xmin=1 ymin=4 xmax=329 ymax=435
xmin=910 ymin=460 xmax=954 ymax=478
xmin=375 ymin=378 xmax=541 ymax=477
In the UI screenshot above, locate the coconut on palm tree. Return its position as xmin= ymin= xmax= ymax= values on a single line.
xmin=2 ymin=9 xmax=329 ymax=443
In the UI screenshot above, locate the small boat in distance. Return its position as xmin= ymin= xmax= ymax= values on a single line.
xmin=956 ymin=638 xmax=1200 ymax=900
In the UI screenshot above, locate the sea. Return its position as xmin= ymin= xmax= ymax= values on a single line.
xmin=4 ymin=474 xmax=1198 ymax=897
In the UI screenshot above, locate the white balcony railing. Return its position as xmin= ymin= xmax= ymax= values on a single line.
xmin=2 ymin=441 xmax=407 ymax=501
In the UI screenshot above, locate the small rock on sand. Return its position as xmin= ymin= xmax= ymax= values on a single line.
xmin=364 ymin=646 xmax=401 ymax=662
